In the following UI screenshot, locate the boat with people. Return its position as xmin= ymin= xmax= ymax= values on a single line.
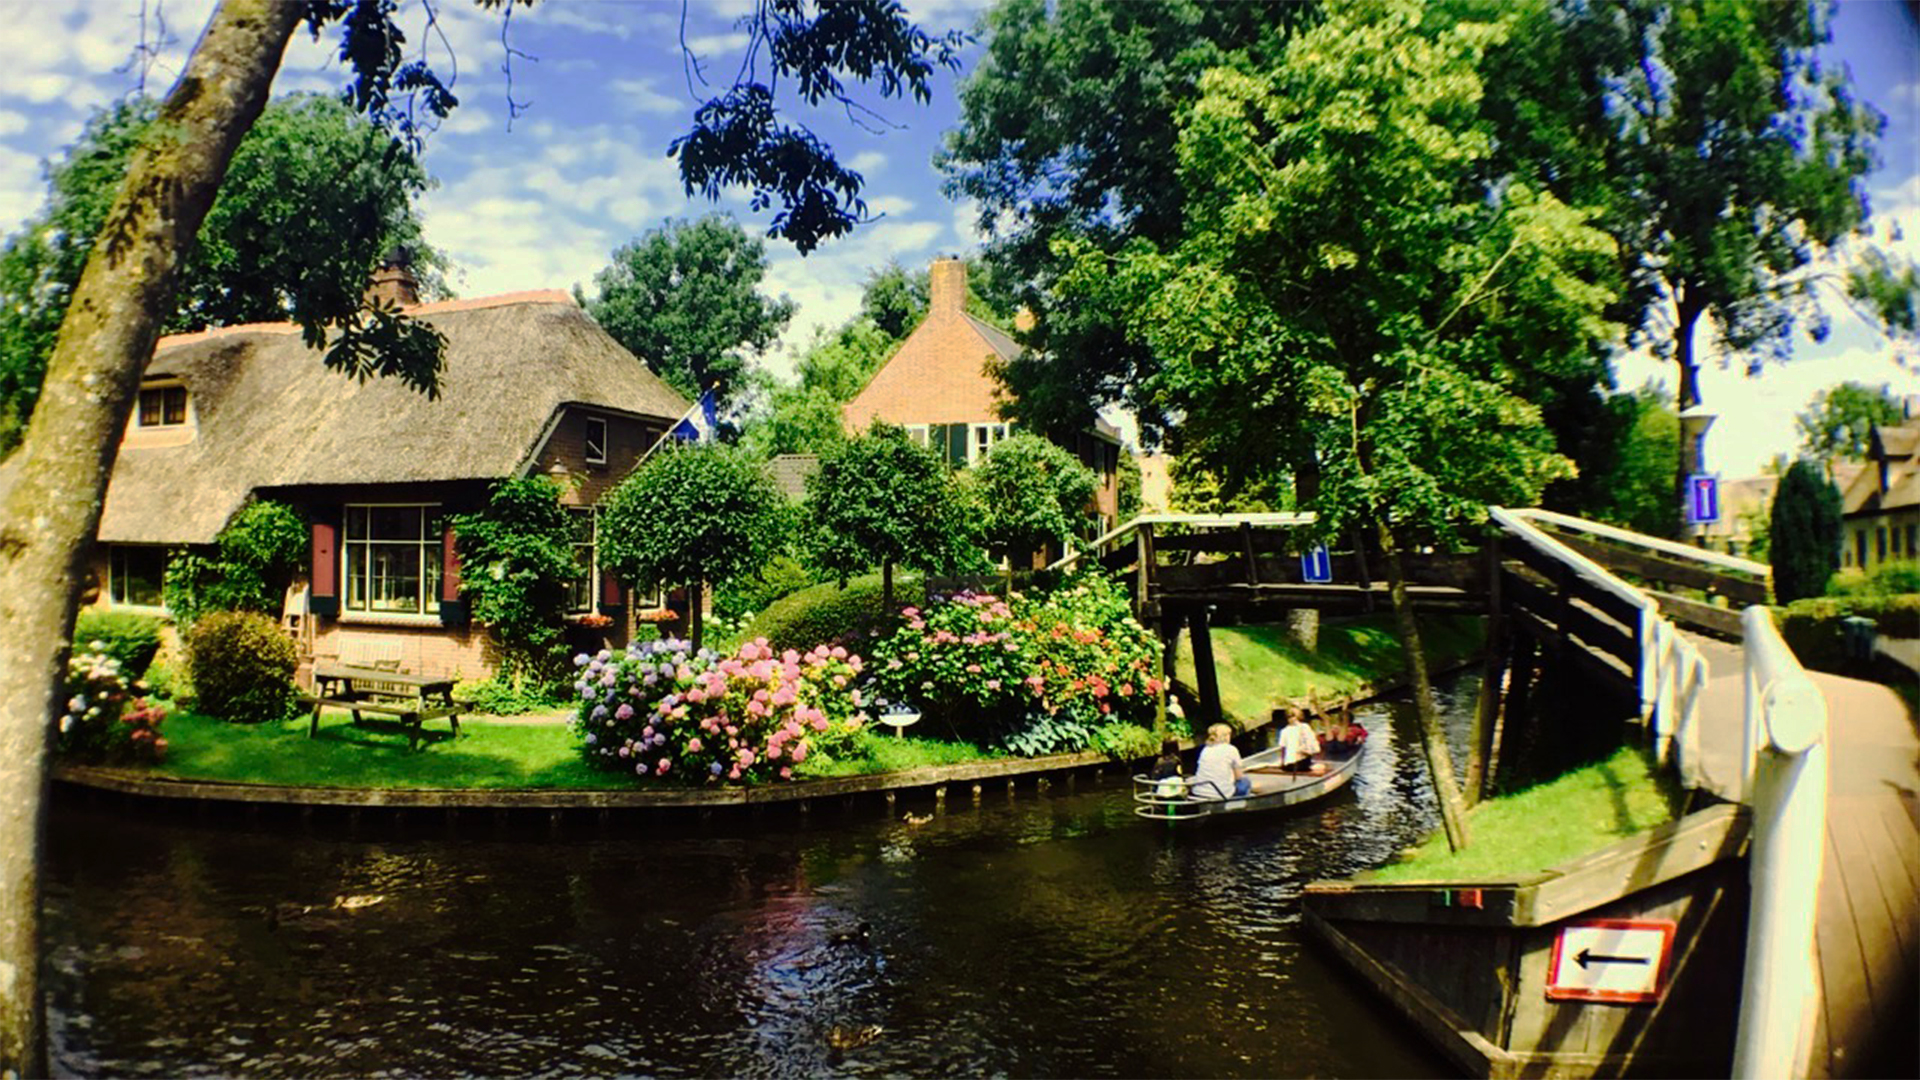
xmin=1131 ymin=737 xmax=1365 ymax=821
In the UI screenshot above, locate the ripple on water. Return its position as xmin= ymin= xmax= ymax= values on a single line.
xmin=45 ymin=678 xmax=1478 ymax=1078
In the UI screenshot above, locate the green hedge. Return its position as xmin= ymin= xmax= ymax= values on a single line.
xmin=73 ymin=608 xmax=165 ymax=679
xmin=1776 ymin=593 xmax=1920 ymax=674
xmin=742 ymin=571 xmax=926 ymax=653
xmin=187 ymin=610 xmax=300 ymax=723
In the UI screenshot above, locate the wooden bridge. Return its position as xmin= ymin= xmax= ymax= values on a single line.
xmin=1063 ymin=509 xmax=1917 ymax=1078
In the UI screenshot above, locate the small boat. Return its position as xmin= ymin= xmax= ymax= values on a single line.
xmin=1132 ymin=739 xmax=1364 ymax=821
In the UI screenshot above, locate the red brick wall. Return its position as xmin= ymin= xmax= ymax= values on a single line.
xmin=313 ymin=620 xmax=501 ymax=681
xmin=535 ymin=406 xmax=665 ymax=508
xmin=843 ymin=314 xmax=1008 ymax=430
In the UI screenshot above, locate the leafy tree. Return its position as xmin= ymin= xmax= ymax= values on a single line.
xmin=598 ymin=442 xmax=784 ymax=651
xmin=451 ymin=478 xmax=580 ymax=685
xmin=1580 ymin=386 xmax=1680 ymax=539
xmin=860 ymin=260 xmax=928 ymax=338
xmin=1057 ymin=0 xmax=1619 ymax=851
xmin=1770 ymin=459 xmax=1844 ymax=602
xmin=161 ymin=499 xmax=308 ymax=626
xmin=585 ymin=214 xmax=796 ymax=408
xmin=1796 ymin=381 xmax=1905 ymax=464
xmin=670 ymin=1 xmax=966 ymax=253
xmin=0 ymin=93 xmax=444 ymax=452
xmin=803 ymin=423 xmax=980 ymax=610
xmin=972 ymin=432 xmax=1098 ymax=563
xmin=1480 ymin=0 xmax=1894 ymax=526
xmin=940 ymin=0 xmax=1307 ymax=442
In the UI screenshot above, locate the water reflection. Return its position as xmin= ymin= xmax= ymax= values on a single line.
xmin=45 ymin=677 xmax=1480 ymax=1078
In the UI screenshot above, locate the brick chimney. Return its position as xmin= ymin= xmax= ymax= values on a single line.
xmin=366 ymin=248 xmax=419 ymax=308
xmin=929 ymin=257 xmax=966 ymax=319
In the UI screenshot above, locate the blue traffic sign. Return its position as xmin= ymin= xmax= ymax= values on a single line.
xmin=1301 ymin=544 xmax=1333 ymax=584
xmin=1687 ymin=474 xmax=1719 ymax=525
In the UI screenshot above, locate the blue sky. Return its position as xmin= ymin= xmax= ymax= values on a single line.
xmin=0 ymin=0 xmax=1915 ymax=474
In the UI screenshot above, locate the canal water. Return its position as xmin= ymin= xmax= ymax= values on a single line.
xmin=44 ymin=675 xmax=1482 ymax=1078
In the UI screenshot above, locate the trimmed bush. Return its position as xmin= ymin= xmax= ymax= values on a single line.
xmin=187 ymin=610 xmax=299 ymax=722
xmin=1776 ymin=593 xmax=1920 ymax=674
xmin=74 ymin=608 xmax=165 ymax=678
xmin=715 ymin=553 xmax=818 ymax=620
xmin=744 ymin=572 xmax=926 ymax=653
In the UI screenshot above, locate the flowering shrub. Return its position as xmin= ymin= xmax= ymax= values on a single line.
xmin=572 ymin=637 xmax=868 ymax=785
xmin=55 ymin=644 xmax=169 ymax=763
xmin=868 ymin=574 xmax=1163 ymax=755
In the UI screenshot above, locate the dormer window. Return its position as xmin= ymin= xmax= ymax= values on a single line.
xmin=585 ymin=417 xmax=608 ymax=465
xmin=137 ymin=384 xmax=189 ymax=428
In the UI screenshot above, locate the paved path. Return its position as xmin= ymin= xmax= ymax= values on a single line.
xmin=1689 ymin=636 xmax=1919 ymax=1078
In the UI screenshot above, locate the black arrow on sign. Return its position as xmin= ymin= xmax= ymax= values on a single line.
xmin=1576 ymin=948 xmax=1650 ymax=969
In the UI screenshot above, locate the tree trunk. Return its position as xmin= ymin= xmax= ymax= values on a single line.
xmin=1376 ymin=521 xmax=1470 ymax=853
xmin=1673 ymin=293 xmax=1706 ymax=539
xmin=689 ymin=580 xmax=704 ymax=653
xmin=0 ymin=6 xmax=301 ymax=1070
xmin=881 ymin=558 xmax=894 ymax=613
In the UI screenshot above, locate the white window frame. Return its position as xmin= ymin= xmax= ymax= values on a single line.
xmin=107 ymin=544 xmax=169 ymax=610
xmin=967 ymin=422 xmax=1010 ymax=465
xmin=134 ymin=381 xmax=190 ymax=429
xmin=342 ymin=503 xmax=444 ymax=617
xmin=584 ymin=416 xmax=608 ymax=465
xmin=905 ymin=424 xmax=930 ymax=448
xmin=566 ymin=506 xmax=598 ymax=614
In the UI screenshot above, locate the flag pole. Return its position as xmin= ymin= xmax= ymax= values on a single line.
xmin=639 ymin=387 xmax=711 ymax=463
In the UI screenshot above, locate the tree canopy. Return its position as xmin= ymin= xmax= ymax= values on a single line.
xmin=971 ymin=432 xmax=1098 ymax=559
xmin=1796 ymin=381 xmax=1906 ymax=464
xmin=451 ymin=478 xmax=580 ymax=683
xmin=0 ymin=92 xmax=444 ymax=452
xmin=597 ymin=442 xmax=784 ymax=649
xmin=584 ymin=214 xmax=795 ymax=409
xmin=803 ymin=423 xmax=980 ymax=608
xmin=1770 ymin=459 xmax=1844 ymax=603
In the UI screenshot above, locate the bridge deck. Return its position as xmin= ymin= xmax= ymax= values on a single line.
xmin=1689 ymin=636 xmax=1919 ymax=1078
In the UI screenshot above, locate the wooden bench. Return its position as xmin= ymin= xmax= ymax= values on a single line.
xmin=310 ymin=664 xmax=462 ymax=750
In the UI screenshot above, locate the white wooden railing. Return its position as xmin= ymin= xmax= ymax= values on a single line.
xmin=1731 ymin=605 xmax=1829 ymax=1080
xmin=1488 ymin=507 xmax=1711 ymax=771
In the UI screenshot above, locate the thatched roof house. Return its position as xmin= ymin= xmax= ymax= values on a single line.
xmin=81 ymin=288 xmax=690 ymax=679
xmin=1840 ymin=421 xmax=1920 ymax=572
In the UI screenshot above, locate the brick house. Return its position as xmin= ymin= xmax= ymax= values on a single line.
xmin=842 ymin=257 xmax=1123 ymax=527
xmin=83 ymin=285 xmax=689 ymax=680
xmin=1839 ymin=421 xmax=1920 ymax=571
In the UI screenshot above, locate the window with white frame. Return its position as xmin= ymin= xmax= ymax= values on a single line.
xmin=968 ymin=422 xmax=1010 ymax=465
xmin=343 ymin=505 xmax=444 ymax=615
xmin=905 ymin=424 xmax=930 ymax=447
xmin=136 ymin=383 xmax=189 ymax=428
xmin=584 ymin=416 xmax=608 ymax=465
xmin=108 ymin=545 xmax=167 ymax=607
xmin=566 ymin=507 xmax=597 ymax=613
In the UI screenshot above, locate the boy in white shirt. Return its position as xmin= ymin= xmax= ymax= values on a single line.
xmin=1279 ymin=708 xmax=1323 ymax=774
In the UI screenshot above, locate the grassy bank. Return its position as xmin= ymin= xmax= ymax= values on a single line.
xmin=1175 ymin=614 xmax=1485 ymax=726
xmin=1360 ymin=746 xmax=1682 ymax=883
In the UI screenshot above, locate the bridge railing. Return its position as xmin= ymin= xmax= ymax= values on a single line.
xmin=1731 ymin=605 xmax=1829 ymax=1080
xmin=1487 ymin=507 xmax=1711 ymax=784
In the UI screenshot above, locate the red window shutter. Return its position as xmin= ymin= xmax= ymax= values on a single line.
xmin=442 ymin=525 xmax=461 ymax=601
xmin=311 ymin=518 xmax=337 ymax=598
xmin=600 ymin=571 xmax=623 ymax=608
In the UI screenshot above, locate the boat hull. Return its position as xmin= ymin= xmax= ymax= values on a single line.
xmin=1133 ymin=741 xmax=1364 ymax=821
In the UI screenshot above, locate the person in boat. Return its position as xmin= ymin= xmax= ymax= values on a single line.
xmin=1191 ymin=723 xmax=1249 ymax=799
xmin=1279 ymin=708 xmax=1323 ymax=774
xmin=1149 ymin=739 xmax=1182 ymax=781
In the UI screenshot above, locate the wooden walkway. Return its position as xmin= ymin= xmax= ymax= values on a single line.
xmin=1689 ymin=636 xmax=1920 ymax=1078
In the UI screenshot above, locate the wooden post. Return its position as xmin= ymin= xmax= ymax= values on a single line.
xmin=1190 ymin=606 xmax=1223 ymax=731
xmin=1135 ymin=522 xmax=1158 ymax=621
xmin=1465 ymin=538 xmax=1506 ymax=805
xmin=1240 ymin=522 xmax=1260 ymax=585
xmin=1159 ymin=612 xmax=1183 ymax=733
xmin=1351 ymin=529 xmax=1375 ymax=612
xmin=1497 ymin=631 xmax=1539 ymax=779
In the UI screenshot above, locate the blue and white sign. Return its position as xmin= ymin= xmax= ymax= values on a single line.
xmin=1301 ymin=544 xmax=1333 ymax=584
xmin=1686 ymin=474 xmax=1719 ymax=525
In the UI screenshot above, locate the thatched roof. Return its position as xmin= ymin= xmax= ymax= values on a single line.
xmin=96 ymin=292 xmax=688 ymax=544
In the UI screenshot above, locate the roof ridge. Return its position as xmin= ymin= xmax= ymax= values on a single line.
xmin=153 ymin=289 xmax=579 ymax=353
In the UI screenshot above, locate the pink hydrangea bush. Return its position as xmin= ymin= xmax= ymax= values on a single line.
xmin=572 ymin=636 xmax=867 ymax=785
xmin=55 ymin=644 xmax=169 ymax=763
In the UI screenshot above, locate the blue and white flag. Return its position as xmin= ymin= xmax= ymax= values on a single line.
xmin=669 ymin=388 xmax=719 ymax=444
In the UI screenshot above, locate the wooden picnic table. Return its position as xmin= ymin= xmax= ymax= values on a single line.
xmin=310 ymin=662 xmax=462 ymax=750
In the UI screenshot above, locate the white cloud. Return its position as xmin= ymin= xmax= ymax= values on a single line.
xmin=850 ymin=150 xmax=888 ymax=173
xmin=868 ymin=194 xmax=915 ymax=217
xmin=951 ymin=197 xmax=985 ymax=249
xmin=0 ymin=110 xmax=27 ymax=137
xmin=607 ymin=77 xmax=684 ymax=116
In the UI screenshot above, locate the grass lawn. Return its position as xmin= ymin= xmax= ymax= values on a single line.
xmin=151 ymin=710 xmax=610 ymax=789
xmin=794 ymin=729 xmax=1001 ymax=778
xmin=1176 ymin=614 xmax=1484 ymax=725
xmin=1360 ymin=746 xmax=1683 ymax=883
